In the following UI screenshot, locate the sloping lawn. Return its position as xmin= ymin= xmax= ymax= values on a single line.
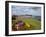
xmin=22 ymin=18 xmax=41 ymax=30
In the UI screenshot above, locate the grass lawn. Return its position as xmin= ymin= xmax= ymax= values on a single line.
xmin=22 ymin=18 xmax=41 ymax=30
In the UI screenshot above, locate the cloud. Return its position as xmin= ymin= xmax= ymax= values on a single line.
xmin=12 ymin=6 xmax=41 ymax=16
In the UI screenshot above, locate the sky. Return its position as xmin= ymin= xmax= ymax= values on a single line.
xmin=11 ymin=5 xmax=41 ymax=16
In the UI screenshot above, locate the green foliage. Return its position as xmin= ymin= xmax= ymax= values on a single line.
xmin=12 ymin=17 xmax=41 ymax=31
